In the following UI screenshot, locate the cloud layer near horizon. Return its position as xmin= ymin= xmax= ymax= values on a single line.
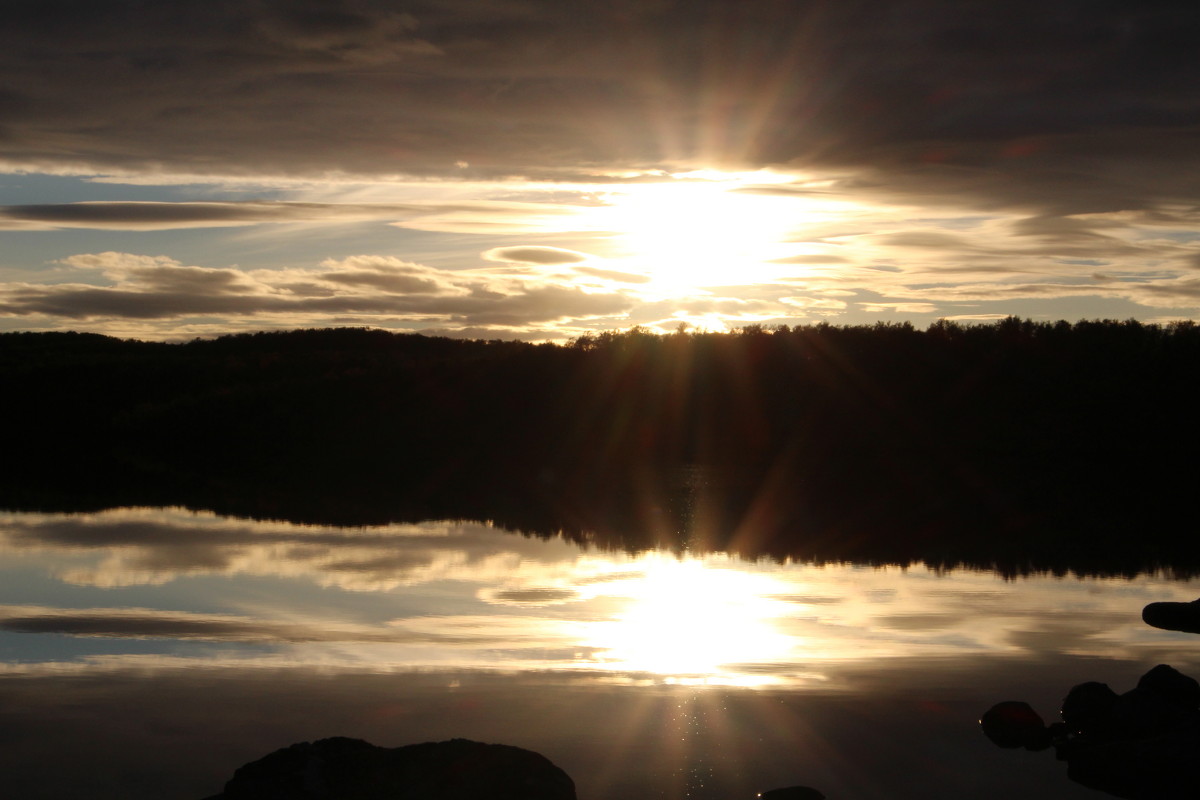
xmin=0 ymin=251 xmax=640 ymax=335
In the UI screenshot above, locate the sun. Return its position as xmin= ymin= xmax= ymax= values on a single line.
xmin=592 ymin=172 xmax=803 ymax=290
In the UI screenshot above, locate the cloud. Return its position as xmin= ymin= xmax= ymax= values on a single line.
xmin=0 ymin=0 xmax=1193 ymax=218
xmin=0 ymin=251 xmax=635 ymax=330
xmin=482 ymin=246 xmax=590 ymax=265
xmin=60 ymin=252 xmax=260 ymax=293
xmin=885 ymin=273 xmax=1200 ymax=311
xmin=0 ymin=200 xmax=568 ymax=231
xmin=314 ymin=255 xmax=462 ymax=295
xmin=5 ymin=200 xmax=1200 ymax=338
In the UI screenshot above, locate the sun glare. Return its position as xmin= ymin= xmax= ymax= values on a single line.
xmin=593 ymin=174 xmax=805 ymax=289
xmin=582 ymin=557 xmax=796 ymax=680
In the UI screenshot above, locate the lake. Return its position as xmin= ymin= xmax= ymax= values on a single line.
xmin=2 ymin=507 xmax=1198 ymax=799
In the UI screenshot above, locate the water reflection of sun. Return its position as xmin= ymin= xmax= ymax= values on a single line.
xmin=581 ymin=557 xmax=796 ymax=682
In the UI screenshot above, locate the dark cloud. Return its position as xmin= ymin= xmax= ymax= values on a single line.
xmin=319 ymin=271 xmax=444 ymax=294
xmin=482 ymin=246 xmax=590 ymax=265
xmin=317 ymin=257 xmax=456 ymax=294
xmin=0 ymin=0 xmax=1195 ymax=215
xmin=0 ymin=252 xmax=635 ymax=327
xmin=0 ymin=281 xmax=630 ymax=323
xmin=0 ymin=285 xmax=264 ymax=319
xmin=1010 ymin=215 xmax=1124 ymax=242
xmin=0 ymin=201 xmax=547 ymax=230
xmin=1004 ymin=215 xmax=1150 ymax=259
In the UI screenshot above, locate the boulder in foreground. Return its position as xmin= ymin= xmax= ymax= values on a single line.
xmin=981 ymin=664 xmax=1200 ymax=799
xmin=206 ymin=737 xmax=576 ymax=800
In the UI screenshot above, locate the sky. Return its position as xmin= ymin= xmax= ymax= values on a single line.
xmin=2 ymin=0 xmax=1200 ymax=341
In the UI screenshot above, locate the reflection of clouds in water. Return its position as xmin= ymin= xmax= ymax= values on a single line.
xmin=3 ymin=510 xmax=1200 ymax=681
xmin=55 ymin=544 xmax=476 ymax=590
xmin=755 ymin=566 xmax=1200 ymax=663
xmin=0 ymin=509 xmax=580 ymax=590
xmin=875 ymin=614 xmax=963 ymax=632
xmin=3 ymin=507 xmax=459 ymax=545
xmin=0 ymin=604 xmax=414 ymax=643
xmin=480 ymin=588 xmax=582 ymax=606
xmin=0 ymin=602 xmax=591 ymax=676
xmin=386 ymin=615 xmax=586 ymax=645
xmin=767 ymin=594 xmax=844 ymax=605
xmin=574 ymin=569 xmax=647 ymax=585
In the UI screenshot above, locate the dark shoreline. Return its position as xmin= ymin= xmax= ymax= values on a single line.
xmin=5 ymin=318 xmax=1199 ymax=576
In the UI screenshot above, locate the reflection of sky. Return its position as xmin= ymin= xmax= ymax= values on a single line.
xmin=3 ymin=508 xmax=1199 ymax=686
xmin=4 ymin=508 xmax=1200 ymax=800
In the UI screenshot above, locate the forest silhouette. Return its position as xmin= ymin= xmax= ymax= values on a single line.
xmin=4 ymin=318 xmax=1198 ymax=577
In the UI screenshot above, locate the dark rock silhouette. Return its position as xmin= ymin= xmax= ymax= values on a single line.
xmin=203 ymin=737 xmax=576 ymax=800
xmin=979 ymin=701 xmax=1054 ymax=750
xmin=1142 ymin=598 xmax=1200 ymax=634
xmin=1060 ymin=682 xmax=1118 ymax=736
xmin=757 ymin=786 xmax=826 ymax=800
xmin=1137 ymin=663 xmax=1200 ymax=709
xmin=980 ymin=664 xmax=1200 ymax=799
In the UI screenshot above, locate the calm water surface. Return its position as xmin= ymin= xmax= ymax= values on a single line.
xmin=2 ymin=508 xmax=1198 ymax=799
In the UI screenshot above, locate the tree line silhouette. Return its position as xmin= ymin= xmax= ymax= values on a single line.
xmin=3 ymin=318 xmax=1199 ymax=576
